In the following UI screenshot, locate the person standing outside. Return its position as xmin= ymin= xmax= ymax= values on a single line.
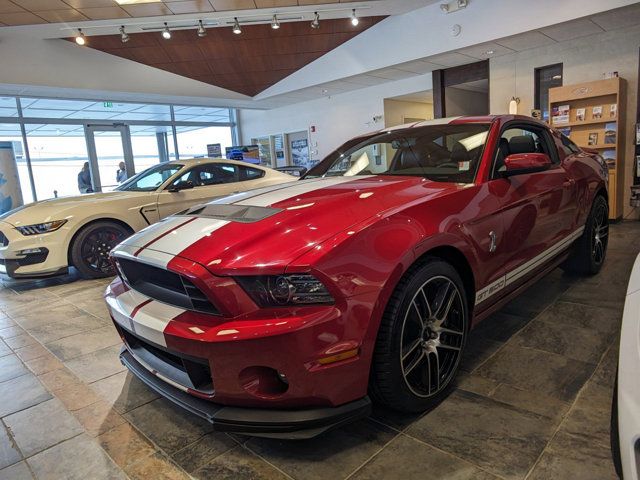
xmin=78 ymin=162 xmax=92 ymax=194
xmin=116 ymin=161 xmax=128 ymax=184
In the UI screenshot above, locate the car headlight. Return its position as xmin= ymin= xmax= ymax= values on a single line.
xmin=235 ymin=274 xmax=334 ymax=307
xmin=15 ymin=220 xmax=67 ymax=236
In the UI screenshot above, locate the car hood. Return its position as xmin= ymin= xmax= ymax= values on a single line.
xmin=118 ymin=175 xmax=462 ymax=274
xmin=0 ymin=191 xmax=150 ymax=227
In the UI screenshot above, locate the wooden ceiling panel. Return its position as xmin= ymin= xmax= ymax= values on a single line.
xmin=79 ymin=16 xmax=385 ymax=96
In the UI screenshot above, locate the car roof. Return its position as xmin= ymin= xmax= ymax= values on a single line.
xmin=161 ymin=158 xmax=269 ymax=169
xmin=377 ymin=114 xmax=545 ymax=134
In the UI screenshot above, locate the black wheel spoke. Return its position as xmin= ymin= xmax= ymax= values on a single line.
xmin=400 ymin=276 xmax=466 ymax=399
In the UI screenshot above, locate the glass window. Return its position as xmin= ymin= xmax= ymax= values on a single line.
xmin=25 ymin=124 xmax=90 ymax=199
xmin=117 ymin=163 xmax=183 ymax=192
xmin=130 ymin=125 xmax=176 ymax=175
xmin=173 ymin=163 xmax=238 ymax=187
xmin=20 ymin=98 xmax=171 ymax=122
xmin=534 ymin=64 xmax=563 ymax=122
xmin=173 ymin=106 xmax=231 ymax=123
xmin=0 ymin=97 xmax=18 ymax=118
xmin=306 ymin=124 xmax=490 ymax=184
xmin=0 ymin=123 xmax=32 ymax=204
xmin=252 ymin=137 xmax=273 ymax=166
xmin=239 ymin=165 xmax=265 ymax=181
xmin=560 ymin=134 xmax=580 ymax=154
xmin=176 ymin=126 xmax=232 ymax=159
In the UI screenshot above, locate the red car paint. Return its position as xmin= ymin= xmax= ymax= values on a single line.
xmin=105 ymin=115 xmax=607 ymax=411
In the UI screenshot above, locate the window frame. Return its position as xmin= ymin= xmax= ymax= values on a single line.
xmin=534 ymin=63 xmax=563 ymax=119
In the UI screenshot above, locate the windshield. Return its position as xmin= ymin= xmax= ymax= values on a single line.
xmin=116 ymin=163 xmax=184 ymax=192
xmin=305 ymin=124 xmax=490 ymax=183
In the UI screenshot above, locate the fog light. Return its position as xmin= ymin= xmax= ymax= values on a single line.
xmin=239 ymin=366 xmax=289 ymax=398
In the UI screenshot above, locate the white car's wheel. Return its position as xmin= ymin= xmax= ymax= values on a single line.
xmin=70 ymin=221 xmax=130 ymax=279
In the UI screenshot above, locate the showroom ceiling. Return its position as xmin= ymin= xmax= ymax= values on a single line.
xmin=0 ymin=0 xmax=381 ymax=25
xmin=75 ymin=15 xmax=383 ymax=96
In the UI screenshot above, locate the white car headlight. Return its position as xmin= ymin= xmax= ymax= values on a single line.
xmin=15 ymin=220 xmax=67 ymax=236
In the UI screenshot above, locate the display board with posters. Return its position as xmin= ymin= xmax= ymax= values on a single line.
xmin=225 ymin=145 xmax=260 ymax=164
xmin=290 ymin=138 xmax=310 ymax=169
xmin=0 ymin=142 xmax=24 ymax=214
xmin=207 ymin=143 xmax=222 ymax=158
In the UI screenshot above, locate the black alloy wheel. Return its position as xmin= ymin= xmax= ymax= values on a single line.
xmin=371 ymin=258 xmax=469 ymax=412
xmin=70 ymin=221 xmax=130 ymax=279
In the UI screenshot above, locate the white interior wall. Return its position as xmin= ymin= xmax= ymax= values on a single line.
xmin=240 ymin=73 xmax=434 ymax=162
xmin=383 ymin=99 xmax=433 ymax=128
xmin=490 ymin=23 xmax=640 ymax=217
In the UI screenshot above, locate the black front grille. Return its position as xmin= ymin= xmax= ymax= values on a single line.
xmin=119 ymin=326 xmax=213 ymax=393
xmin=0 ymin=231 xmax=8 ymax=247
xmin=117 ymin=258 xmax=219 ymax=315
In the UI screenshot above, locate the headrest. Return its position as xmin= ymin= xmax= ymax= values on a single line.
xmin=509 ymin=135 xmax=536 ymax=154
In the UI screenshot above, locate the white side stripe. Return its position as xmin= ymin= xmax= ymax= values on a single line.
xmin=475 ymin=226 xmax=585 ymax=305
xmin=235 ymin=176 xmax=374 ymax=207
xmin=119 ymin=216 xmax=188 ymax=250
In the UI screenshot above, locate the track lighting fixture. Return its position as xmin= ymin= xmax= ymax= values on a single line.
xmin=350 ymin=9 xmax=359 ymax=26
xmin=197 ymin=20 xmax=207 ymax=37
xmin=232 ymin=17 xmax=242 ymax=34
xmin=75 ymin=29 xmax=86 ymax=45
xmin=119 ymin=25 xmax=129 ymax=43
xmin=271 ymin=14 xmax=280 ymax=29
xmin=311 ymin=12 xmax=320 ymax=29
xmin=161 ymin=22 xmax=171 ymax=40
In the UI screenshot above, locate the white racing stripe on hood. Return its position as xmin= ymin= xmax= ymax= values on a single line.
xmin=142 ymin=217 xmax=229 ymax=256
xmin=235 ymin=176 xmax=374 ymax=207
xmin=112 ymin=244 xmax=175 ymax=270
xmin=119 ymin=216 xmax=192 ymax=251
xmin=210 ymin=179 xmax=307 ymax=206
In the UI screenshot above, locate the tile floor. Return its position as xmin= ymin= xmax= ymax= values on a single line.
xmin=0 ymin=222 xmax=634 ymax=480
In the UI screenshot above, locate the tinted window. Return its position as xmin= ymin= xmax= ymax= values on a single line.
xmin=239 ymin=166 xmax=265 ymax=181
xmin=560 ymin=134 xmax=580 ymax=154
xmin=117 ymin=163 xmax=183 ymax=192
xmin=305 ymin=124 xmax=490 ymax=184
xmin=173 ymin=163 xmax=238 ymax=187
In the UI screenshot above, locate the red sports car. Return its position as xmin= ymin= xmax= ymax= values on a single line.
xmin=105 ymin=115 xmax=609 ymax=438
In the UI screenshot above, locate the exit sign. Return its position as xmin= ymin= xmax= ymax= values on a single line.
xmin=103 ymin=101 xmax=113 ymax=108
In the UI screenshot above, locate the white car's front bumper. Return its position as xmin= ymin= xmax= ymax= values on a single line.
xmin=0 ymin=221 xmax=70 ymax=279
xmin=618 ymin=253 xmax=640 ymax=479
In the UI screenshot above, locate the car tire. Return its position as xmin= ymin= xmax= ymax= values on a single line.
xmin=370 ymin=258 xmax=469 ymax=412
xmin=611 ymin=370 xmax=623 ymax=478
xmin=564 ymin=195 xmax=609 ymax=275
xmin=70 ymin=221 xmax=131 ymax=279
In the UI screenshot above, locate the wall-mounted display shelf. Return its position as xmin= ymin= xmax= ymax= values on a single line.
xmin=549 ymin=77 xmax=625 ymax=220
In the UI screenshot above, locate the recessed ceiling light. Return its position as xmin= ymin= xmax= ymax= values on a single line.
xmin=484 ymin=49 xmax=495 ymax=55
xmin=271 ymin=14 xmax=280 ymax=29
xmin=75 ymin=29 xmax=86 ymax=46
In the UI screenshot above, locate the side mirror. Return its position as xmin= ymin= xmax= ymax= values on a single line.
xmin=168 ymin=180 xmax=194 ymax=192
xmin=502 ymin=153 xmax=552 ymax=177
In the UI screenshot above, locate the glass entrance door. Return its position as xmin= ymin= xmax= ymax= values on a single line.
xmin=85 ymin=125 xmax=134 ymax=192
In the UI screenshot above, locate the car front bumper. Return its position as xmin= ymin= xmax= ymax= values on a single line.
xmin=105 ymin=276 xmax=376 ymax=437
xmin=0 ymin=221 xmax=69 ymax=279
xmin=120 ymin=347 xmax=371 ymax=439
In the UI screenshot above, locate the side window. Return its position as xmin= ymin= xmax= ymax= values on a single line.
xmin=492 ymin=125 xmax=557 ymax=178
xmin=172 ymin=164 xmax=238 ymax=187
xmin=239 ymin=166 xmax=265 ymax=181
xmin=560 ymin=134 xmax=580 ymax=155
